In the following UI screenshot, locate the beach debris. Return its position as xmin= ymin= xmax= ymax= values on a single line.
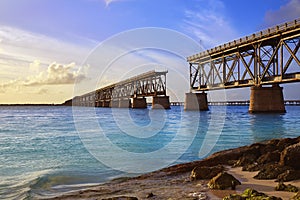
xmin=102 ymin=196 xmax=138 ymax=200
xmin=223 ymin=188 xmax=282 ymax=200
xmin=190 ymin=165 xmax=224 ymax=181
xmin=207 ymin=172 xmax=241 ymax=190
xmin=275 ymin=182 xmax=299 ymax=192
xmin=146 ymin=192 xmax=154 ymax=198
xmin=188 ymin=192 xmax=207 ymax=200
xmin=279 ymin=142 xmax=300 ymax=170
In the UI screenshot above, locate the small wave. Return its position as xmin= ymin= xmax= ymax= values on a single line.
xmin=28 ymin=172 xmax=109 ymax=199
xmin=0 ymin=169 xmax=53 ymax=200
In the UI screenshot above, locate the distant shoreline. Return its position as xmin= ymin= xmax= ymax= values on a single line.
xmin=0 ymin=104 xmax=63 ymax=106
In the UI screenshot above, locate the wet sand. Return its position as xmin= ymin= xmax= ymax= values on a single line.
xmin=45 ymin=166 xmax=299 ymax=200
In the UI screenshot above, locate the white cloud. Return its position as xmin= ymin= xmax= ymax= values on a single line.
xmin=24 ymin=62 xmax=88 ymax=86
xmin=263 ymin=0 xmax=300 ymax=27
xmin=29 ymin=60 xmax=41 ymax=73
xmin=103 ymin=0 xmax=127 ymax=6
xmin=182 ymin=0 xmax=238 ymax=48
xmin=0 ymin=62 xmax=88 ymax=95
xmin=0 ymin=25 xmax=95 ymax=79
xmin=0 ymin=25 xmax=95 ymax=98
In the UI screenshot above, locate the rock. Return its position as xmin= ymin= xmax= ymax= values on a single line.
xmin=233 ymin=154 xmax=257 ymax=167
xmin=254 ymin=164 xmax=292 ymax=180
xmin=280 ymin=142 xmax=300 ymax=170
xmin=245 ymin=143 xmax=264 ymax=158
xmin=242 ymin=163 xmax=261 ymax=172
xmin=277 ymin=138 xmax=298 ymax=151
xmin=292 ymin=192 xmax=300 ymax=200
xmin=277 ymin=169 xmax=300 ymax=182
xmin=261 ymin=139 xmax=279 ymax=154
xmin=207 ymin=172 xmax=241 ymax=190
xmin=257 ymin=150 xmax=280 ymax=164
xmin=275 ymin=182 xmax=299 ymax=192
xmin=223 ymin=188 xmax=282 ymax=200
xmin=190 ymin=165 xmax=224 ymax=180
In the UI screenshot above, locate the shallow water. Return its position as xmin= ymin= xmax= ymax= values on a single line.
xmin=0 ymin=105 xmax=299 ymax=199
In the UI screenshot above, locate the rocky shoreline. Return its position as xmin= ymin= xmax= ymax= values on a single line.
xmin=46 ymin=136 xmax=300 ymax=200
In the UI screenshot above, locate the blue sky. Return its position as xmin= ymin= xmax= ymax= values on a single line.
xmin=0 ymin=0 xmax=299 ymax=103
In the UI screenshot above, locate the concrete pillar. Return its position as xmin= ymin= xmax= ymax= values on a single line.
xmin=119 ymin=99 xmax=131 ymax=108
xmin=110 ymin=100 xmax=119 ymax=108
xmin=184 ymin=92 xmax=209 ymax=111
xmin=249 ymin=84 xmax=286 ymax=113
xmin=132 ymin=97 xmax=147 ymax=109
xmin=102 ymin=100 xmax=110 ymax=108
xmin=152 ymin=96 xmax=170 ymax=109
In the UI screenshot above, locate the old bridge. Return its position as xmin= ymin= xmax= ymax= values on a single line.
xmin=185 ymin=18 xmax=300 ymax=113
xmin=64 ymin=70 xmax=170 ymax=109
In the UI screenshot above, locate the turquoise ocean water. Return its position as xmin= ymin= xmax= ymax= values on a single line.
xmin=0 ymin=105 xmax=300 ymax=199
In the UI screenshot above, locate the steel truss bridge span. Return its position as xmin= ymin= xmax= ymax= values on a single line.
xmin=188 ymin=18 xmax=300 ymax=91
xmin=68 ymin=70 xmax=169 ymax=108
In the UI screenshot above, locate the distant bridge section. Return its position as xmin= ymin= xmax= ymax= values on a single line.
xmin=65 ymin=70 xmax=170 ymax=109
xmin=185 ymin=18 xmax=300 ymax=113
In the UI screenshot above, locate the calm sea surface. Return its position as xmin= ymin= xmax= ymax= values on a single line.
xmin=0 ymin=105 xmax=300 ymax=199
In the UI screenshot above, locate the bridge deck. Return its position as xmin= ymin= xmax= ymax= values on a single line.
xmin=188 ymin=18 xmax=300 ymax=91
xmin=68 ymin=70 xmax=168 ymax=107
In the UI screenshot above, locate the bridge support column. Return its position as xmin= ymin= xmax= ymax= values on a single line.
xmin=249 ymin=84 xmax=286 ymax=113
xmin=152 ymin=96 xmax=170 ymax=109
xmin=110 ymin=100 xmax=119 ymax=108
xmin=95 ymin=101 xmax=101 ymax=107
xmin=102 ymin=100 xmax=110 ymax=108
xmin=119 ymin=99 xmax=131 ymax=108
xmin=132 ymin=97 xmax=147 ymax=109
xmin=184 ymin=92 xmax=209 ymax=111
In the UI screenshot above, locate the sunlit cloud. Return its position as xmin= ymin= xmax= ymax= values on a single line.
xmin=24 ymin=62 xmax=88 ymax=86
xmin=0 ymin=62 xmax=88 ymax=94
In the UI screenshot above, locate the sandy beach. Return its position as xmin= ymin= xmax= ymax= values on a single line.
xmin=210 ymin=167 xmax=300 ymax=199
xmin=46 ymin=136 xmax=300 ymax=200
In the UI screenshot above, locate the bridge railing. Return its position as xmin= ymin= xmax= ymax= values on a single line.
xmin=188 ymin=18 xmax=300 ymax=62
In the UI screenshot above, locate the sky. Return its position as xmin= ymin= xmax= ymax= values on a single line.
xmin=0 ymin=0 xmax=299 ymax=104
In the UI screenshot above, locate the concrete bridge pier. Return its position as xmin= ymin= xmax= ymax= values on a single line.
xmin=95 ymin=101 xmax=100 ymax=107
xmin=152 ymin=96 xmax=170 ymax=109
xmin=119 ymin=99 xmax=131 ymax=108
xmin=132 ymin=97 xmax=147 ymax=109
xmin=110 ymin=100 xmax=119 ymax=108
xmin=184 ymin=92 xmax=209 ymax=111
xmin=249 ymin=84 xmax=286 ymax=113
xmin=102 ymin=100 xmax=110 ymax=108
